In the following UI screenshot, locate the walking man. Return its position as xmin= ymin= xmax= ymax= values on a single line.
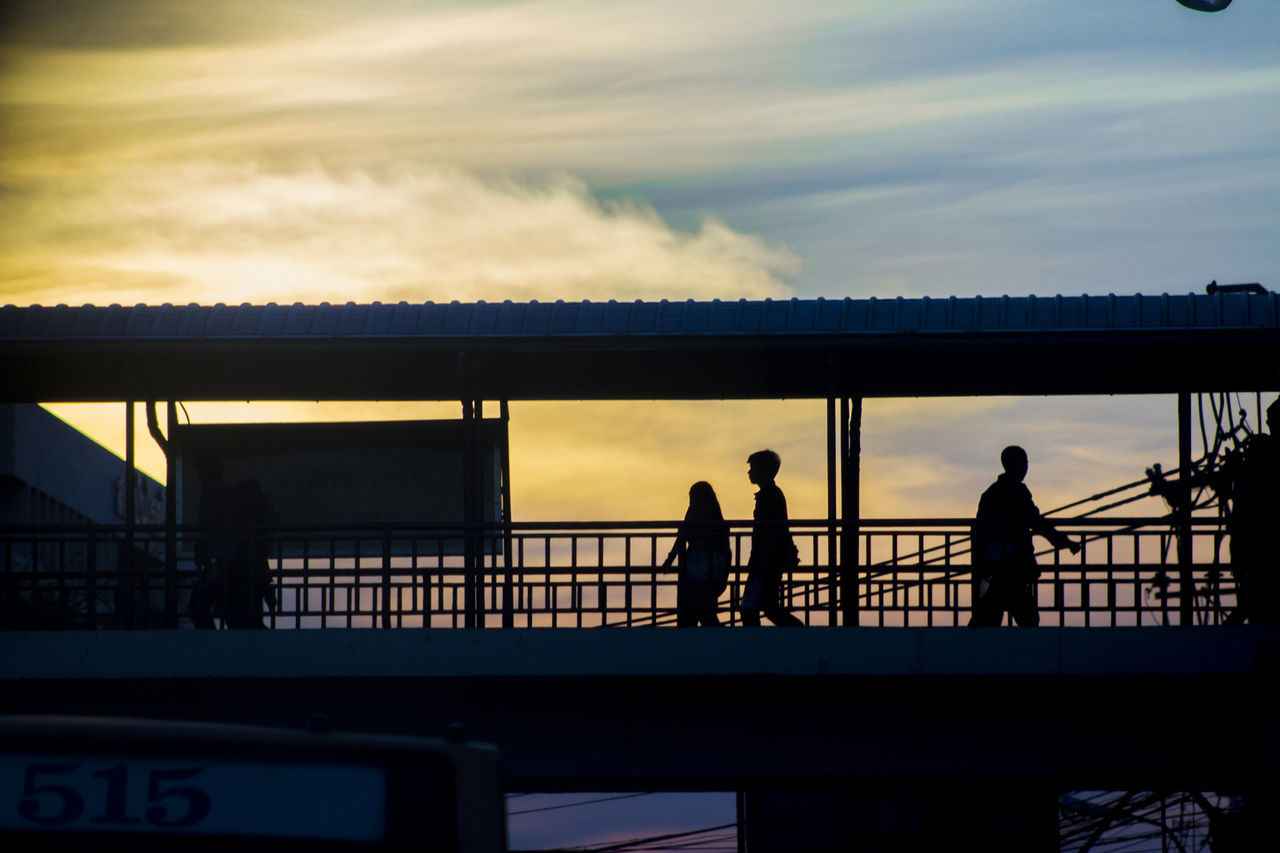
xmin=969 ymin=445 xmax=1080 ymax=627
xmin=740 ymin=449 xmax=804 ymax=627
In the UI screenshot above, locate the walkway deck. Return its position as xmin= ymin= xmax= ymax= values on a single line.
xmin=5 ymin=627 xmax=1277 ymax=790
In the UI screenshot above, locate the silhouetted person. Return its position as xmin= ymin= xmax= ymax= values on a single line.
xmin=220 ymin=479 xmax=277 ymax=629
xmin=188 ymin=458 xmax=276 ymax=630
xmin=1227 ymin=396 xmax=1280 ymax=625
xmin=662 ymin=481 xmax=732 ymax=626
xmin=189 ymin=456 xmax=234 ymax=629
xmin=740 ymin=450 xmax=804 ymax=627
xmin=969 ymin=445 xmax=1080 ymax=627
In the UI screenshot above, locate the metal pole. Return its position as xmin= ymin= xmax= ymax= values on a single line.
xmin=124 ymin=401 xmax=137 ymax=627
xmin=462 ymin=398 xmax=480 ymax=628
xmin=1177 ymin=391 xmax=1194 ymax=625
xmin=826 ymin=396 xmax=838 ymax=623
xmin=851 ymin=395 xmax=862 ymax=627
xmin=381 ymin=526 xmax=393 ymax=629
xmin=736 ymin=791 xmax=747 ymax=853
xmin=474 ymin=399 xmax=485 ymax=627
xmin=840 ymin=396 xmax=862 ymax=627
xmin=500 ymin=400 xmax=514 ymax=628
xmin=165 ymin=401 xmax=178 ymax=627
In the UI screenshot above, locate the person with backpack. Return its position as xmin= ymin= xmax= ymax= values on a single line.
xmin=662 ymin=481 xmax=732 ymax=626
xmin=969 ymin=445 xmax=1080 ymax=627
xmin=740 ymin=449 xmax=804 ymax=627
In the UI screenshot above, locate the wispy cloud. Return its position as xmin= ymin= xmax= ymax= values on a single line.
xmin=2 ymin=163 xmax=797 ymax=306
xmin=10 ymin=1 xmax=1279 ymax=524
xmin=4 ymin=0 xmax=1276 ymax=305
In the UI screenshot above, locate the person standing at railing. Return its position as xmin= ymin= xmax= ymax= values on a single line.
xmin=219 ymin=478 xmax=278 ymax=629
xmin=969 ymin=445 xmax=1080 ymax=627
xmin=661 ymin=481 xmax=732 ymax=626
xmin=189 ymin=456 xmax=236 ymax=630
xmin=1227 ymin=395 xmax=1279 ymax=625
xmin=188 ymin=457 xmax=277 ymax=630
xmin=740 ymin=449 xmax=804 ymax=627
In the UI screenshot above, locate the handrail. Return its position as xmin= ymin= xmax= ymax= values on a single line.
xmin=1 ymin=516 xmax=1235 ymax=629
xmin=0 ymin=515 xmax=1227 ymax=535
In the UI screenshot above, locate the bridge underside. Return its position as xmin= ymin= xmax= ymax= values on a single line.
xmin=4 ymin=628 xmax=1276 ymax=792
xmin=6 ymin=329 xmax=1278 ymax=402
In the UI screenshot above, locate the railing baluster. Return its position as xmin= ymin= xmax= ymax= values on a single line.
xmin=625 ymin=535 xmax=635 ymax=627
xmin=0 ymin=519 xmax=1230 ymax=631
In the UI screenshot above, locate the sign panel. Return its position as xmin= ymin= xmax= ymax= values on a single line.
xmin=173 ymin=419 xmax=505 ymax=555
xmin=0 ymin=716 xmax=505 ymax=852
xmin=1 ymin=755 xmax=386 ymax=841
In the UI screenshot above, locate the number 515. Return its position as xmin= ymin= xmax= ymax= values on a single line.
xmin=18 ymin=762 xmax=211 ymax=829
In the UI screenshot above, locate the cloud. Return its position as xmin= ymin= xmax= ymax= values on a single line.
xmin=2 ymin=163 xmax=798 ymax=306
xmin=3 ymin=0 xmax=1275 ymax=309
xmin=0 ymin=0 xmax=348 ymax=50
xmin=14 ymin=0 xmax=1273 ymax=186
xmin=11 ymin=2 xmax=1278 ymax=530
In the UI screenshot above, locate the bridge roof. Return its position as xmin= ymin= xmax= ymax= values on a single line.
xmin=3 ymin=292 xmax=1277 ymax=401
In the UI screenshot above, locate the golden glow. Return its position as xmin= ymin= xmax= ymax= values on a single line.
xmin=41 ymin=395 xmax=1178 ymax=523
xmin=6 ymin=3 xmax=1230 ymax=523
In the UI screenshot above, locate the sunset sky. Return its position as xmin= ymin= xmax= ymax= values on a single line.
xmin=3 ymin=1 xmax=1278 ymax=524
xmin=2 ymin=3 xmax=1276 ymax=847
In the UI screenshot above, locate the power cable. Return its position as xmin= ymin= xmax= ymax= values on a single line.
xmin=508 ymin=792 xmax=655 ymax=816
xmin=576 ymin=820 xmax=739 ymax=853
xmin=1061 ymin=791 xmax=1214 ymax=853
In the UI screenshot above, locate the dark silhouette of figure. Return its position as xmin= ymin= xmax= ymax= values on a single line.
xmin=1144 ymin=395 xmax=1279 ymax=625
xmin=189 ymin=456 xmax=233 ymax=629
xmin=662 ymin=481 xmax=732 ymax=626
xmin=1227 ymin=396 xmax=1279 ymax=625
xmin=221 ymin=479 xmax=277 ymax=629
xmin=740 ymin=450 xmax=804 ymax=627
xmin=969 ymin=446 xmax=1080 ymax=627
xmin=189 ymin=458 xmax=276 ymax=629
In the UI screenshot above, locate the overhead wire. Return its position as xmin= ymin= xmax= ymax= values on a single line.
xmin=627 ymin=391 xmax=1259 ymax=625
xmin=868 ymin=390 xmax=1259 ymax=622
xmin=508 ymin=792 xmax=656 ymax=816
xmin=575 ymin=820 xmax=740 ymax=853
xmin=1060 ymin=791 xmax=1216 ymax=853
xmin=515 ymin=788 xmax=1225 ymax=853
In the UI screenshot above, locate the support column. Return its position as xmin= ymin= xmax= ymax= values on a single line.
xmin=736 ymin=791 xmax=747 ymax=853
xmin=826 ymin=396 xmax=838 ymax=624
xmin=462 ymin=398 xmax=483 ymax=628
xmin=165 ymin=402 xmax=178 ymax=626
xmin=124 ymin=401 xmax=137 ymax=627
xmin=1177 ymin=391 xmax=1194 ymax=625
xmin=144 ymin=400 xmax=177 ymax=626
xmin=473 ymin=399 xmax=485 ymax=627
xmin=500 ymin=400 xmax=514 ymax=629
xmin=840 ymin=396 xmax=862 ymax=627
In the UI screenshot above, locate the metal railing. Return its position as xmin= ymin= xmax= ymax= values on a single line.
xmin=0 ymin=517 xmax=1236 ymax=630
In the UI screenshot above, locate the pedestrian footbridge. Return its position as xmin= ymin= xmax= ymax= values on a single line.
xmin=2 ymin=292 xmax=1278 ymax=796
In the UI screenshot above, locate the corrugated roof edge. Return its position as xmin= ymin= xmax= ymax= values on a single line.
xmin=0 ymin=293 xmax=1276 ymax=339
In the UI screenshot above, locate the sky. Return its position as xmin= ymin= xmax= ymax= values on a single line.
xmin=2 ymin=2 xmax=1276 ymax=846
xmin=5 ymin=0 xmax=1275 ymax=526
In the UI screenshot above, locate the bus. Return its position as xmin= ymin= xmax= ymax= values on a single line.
xmin=0 ymin=715 xmax=505 ymax=852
